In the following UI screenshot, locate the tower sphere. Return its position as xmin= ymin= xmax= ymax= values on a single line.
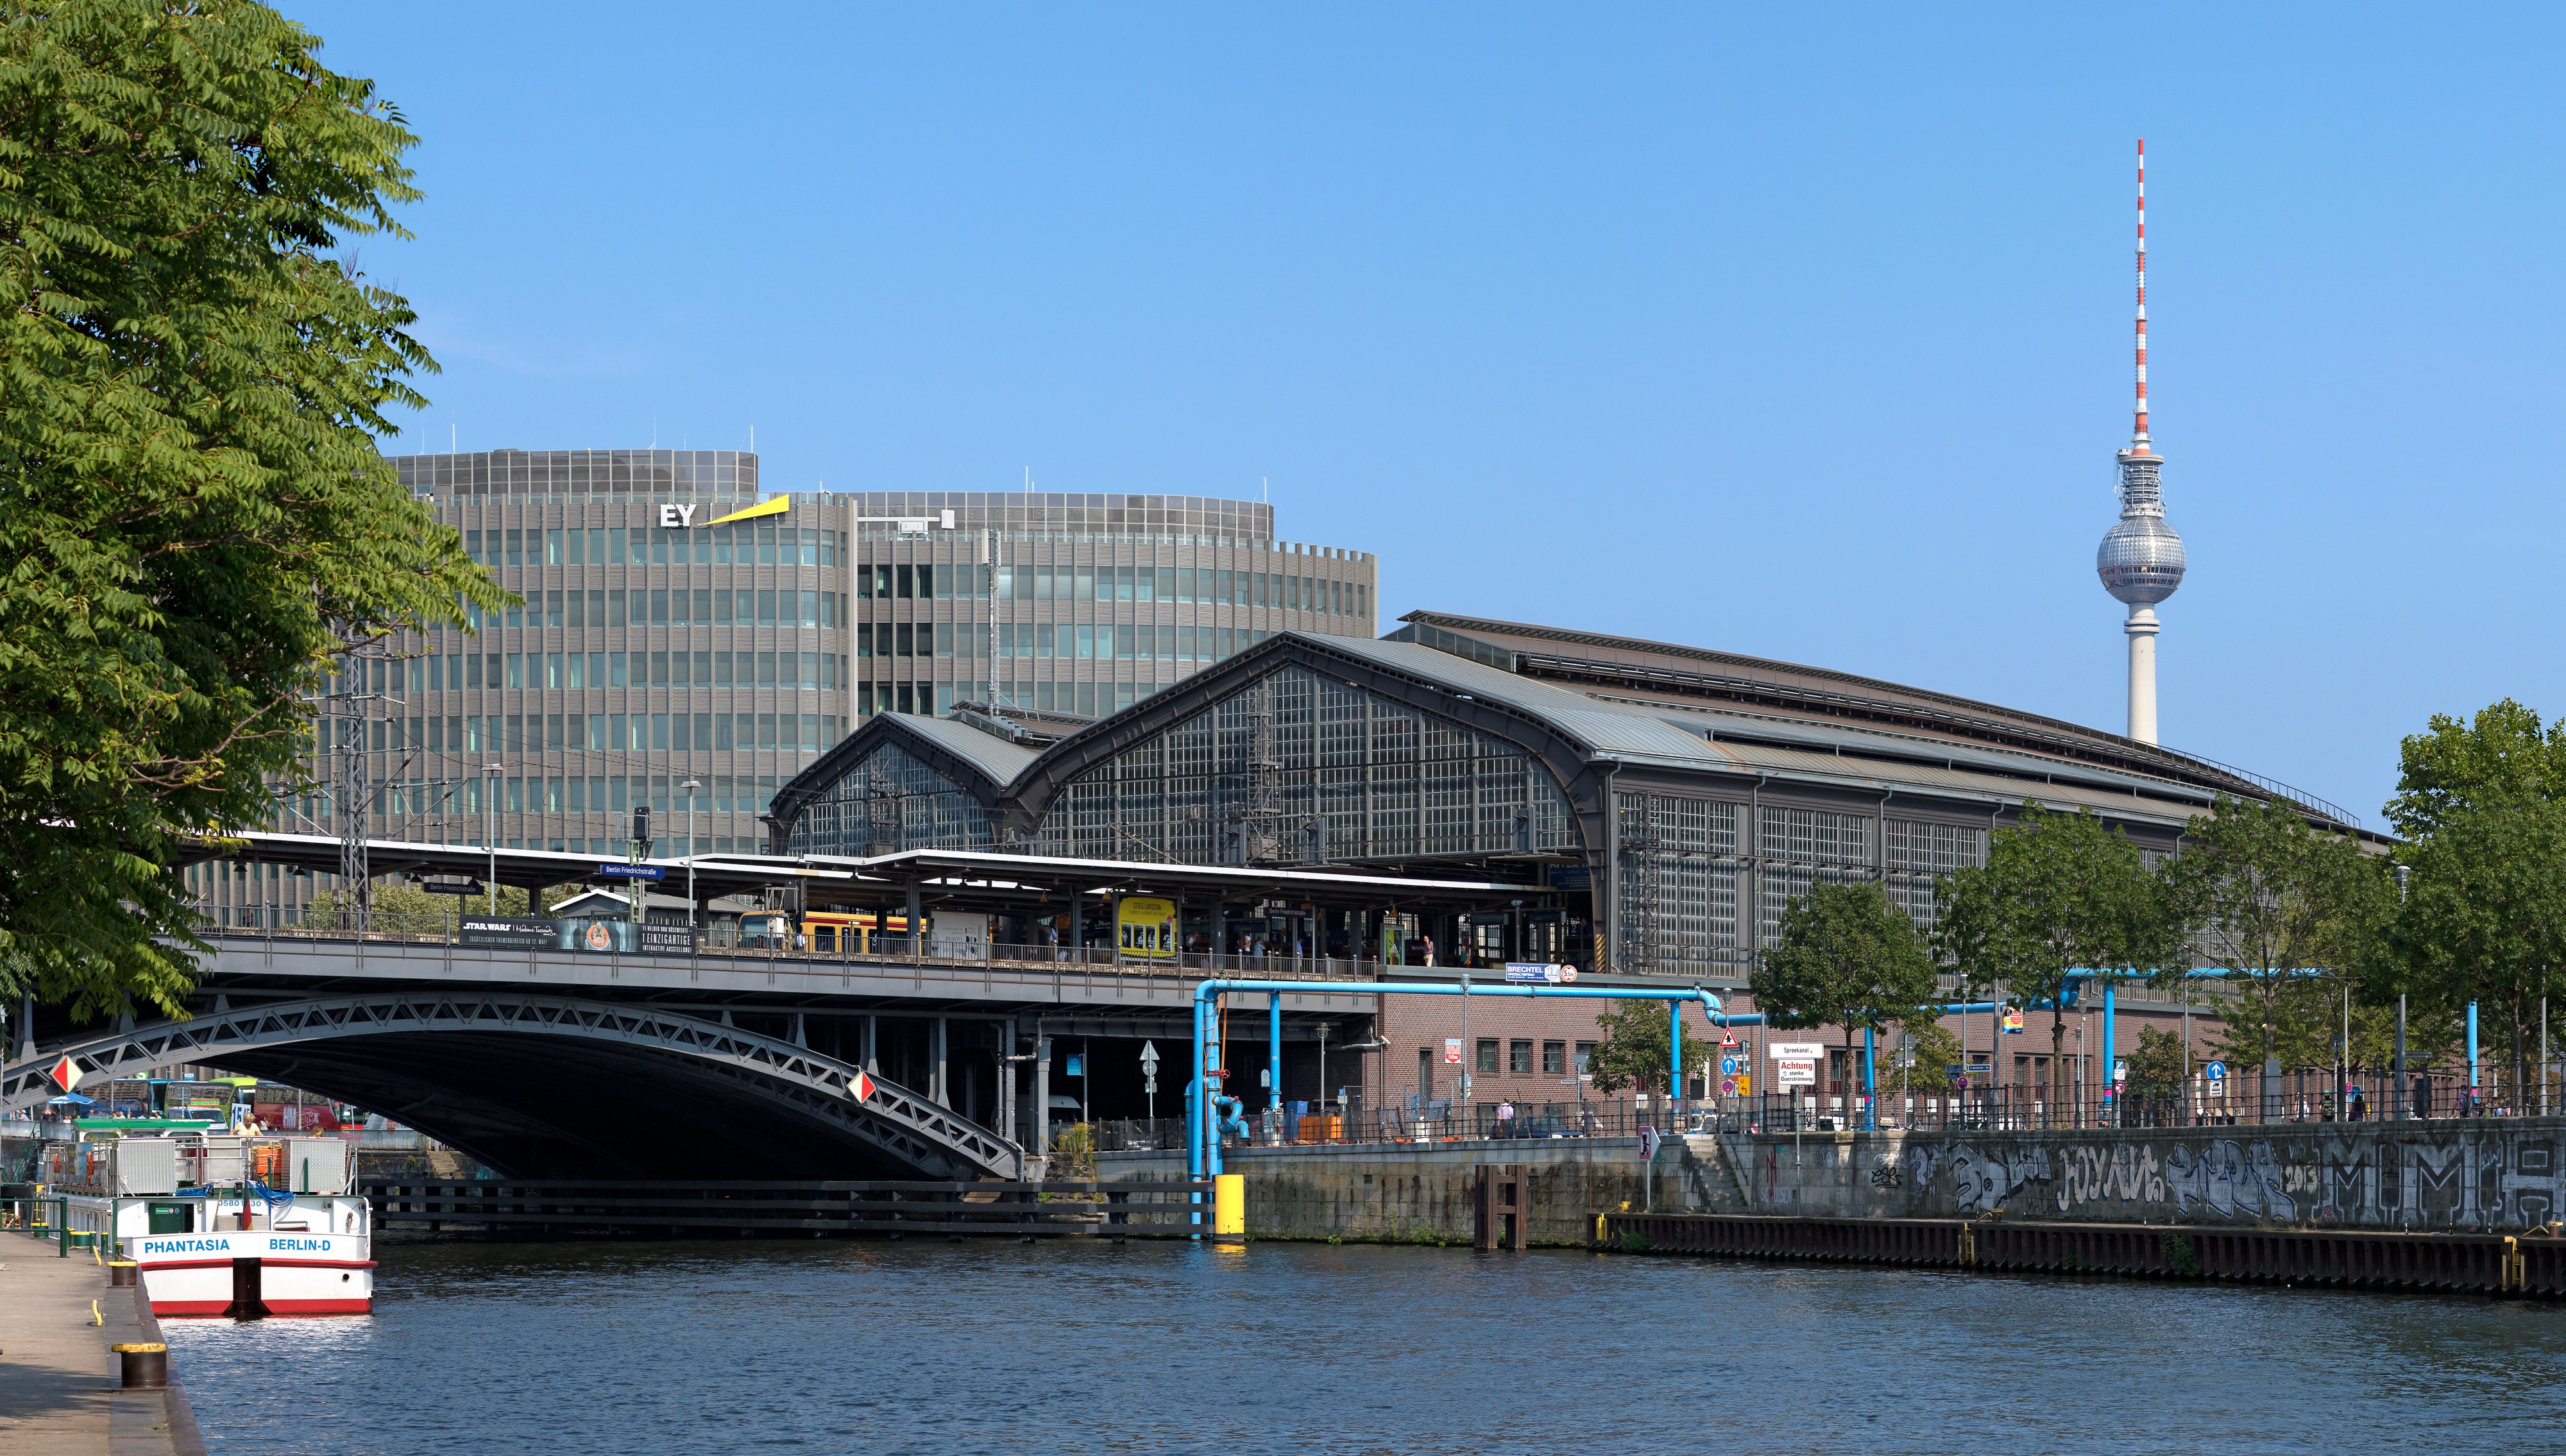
xmin=2096 ymin=512 xmax=2186 ymax=605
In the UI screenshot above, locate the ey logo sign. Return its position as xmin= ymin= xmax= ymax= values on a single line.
xmin=656 ymin=504 xmax=702 ymax=527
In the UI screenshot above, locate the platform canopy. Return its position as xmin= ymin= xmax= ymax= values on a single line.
xmin=173 ymin=831 xmax=851 ymax=902
xmin=799 ymin=847 xmax=1551 ymax=919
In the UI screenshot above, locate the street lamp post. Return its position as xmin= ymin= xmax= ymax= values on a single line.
xmin=481 ymin=763 xmax=503 ymax=914
xmin=681 ymin=779 xmax=702 ymax=931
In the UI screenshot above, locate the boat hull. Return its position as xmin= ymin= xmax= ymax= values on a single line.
xmin=128 ymin=1230 xmax=375 ymax=1317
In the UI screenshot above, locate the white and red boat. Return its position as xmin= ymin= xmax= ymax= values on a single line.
xmin=49 ymin=1133 xmax=375 ymax=1316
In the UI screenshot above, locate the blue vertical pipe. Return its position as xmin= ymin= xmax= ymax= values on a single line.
xmin=2102 ymin=981 xmax=2116 ymax=1113
xmin=2468 ymin=1001 xmax=2479 ymax=1090
xmin=1187 ymin=994 xmax=1205 ymax=1229
xmin=1862 ymin=1025 xmax=1876 ymax=1130
xmin=1669 ymin=997 xmax=1683 ymax=1106
xmin=1268 ymin=991 xmax=1282 ymax=1114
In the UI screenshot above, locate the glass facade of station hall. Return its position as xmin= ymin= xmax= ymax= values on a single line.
xmin=191 ymin=451 xmax=1378 ymax=926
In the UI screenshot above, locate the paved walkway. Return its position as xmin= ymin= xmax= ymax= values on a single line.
xmin=0 ymin=1237 xmax=201 ymax=1455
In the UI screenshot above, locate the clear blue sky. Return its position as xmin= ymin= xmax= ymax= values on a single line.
xmin=289 ymin=3 xmax=2566 ymax=828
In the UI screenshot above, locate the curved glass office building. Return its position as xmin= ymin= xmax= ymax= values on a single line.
xmin=189 ymin=450 xmax=1378 ymax=925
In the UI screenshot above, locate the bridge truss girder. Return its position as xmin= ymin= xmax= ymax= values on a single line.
xmin=0 ymin=992 xmax=1022 ymax=1181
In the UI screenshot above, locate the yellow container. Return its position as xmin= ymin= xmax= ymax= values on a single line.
xmin=1212 ymin=1172 xmax=1245 ymax=1241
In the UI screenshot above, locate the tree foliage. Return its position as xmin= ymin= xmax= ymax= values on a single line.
xmin=0 ymin=1 xmax=506 ymax=1018
xmin=1749 ymin=879 xmax=1937 ymax=1095
xmin=2386 ymin=793 xmax=2566 ymax=1097
xmin=2164 ymin=795 xmax=2388 ymax=1074
xmin=1934 ymin=803 xmax=2175 ymax=1109
xmin=1583 ymin=998 xmax=1712 ymax=1097
xmin=2384 ymin=698 xmax=2566 ymax=842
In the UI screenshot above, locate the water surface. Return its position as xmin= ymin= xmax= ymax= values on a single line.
xmin=160 ymin=1237 xmax=2566 ymax=1454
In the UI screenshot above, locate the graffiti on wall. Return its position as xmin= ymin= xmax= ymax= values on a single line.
xmin=1749 ymin=1126 xmax=2566 ymax=1231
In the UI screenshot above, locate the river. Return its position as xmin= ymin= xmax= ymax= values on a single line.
xmin=158 ymin=1237 xmax=2565 ymax=1454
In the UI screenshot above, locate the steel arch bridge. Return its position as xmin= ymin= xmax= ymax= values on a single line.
xmin=0 ymin=992 xmax=1022 ymax=1181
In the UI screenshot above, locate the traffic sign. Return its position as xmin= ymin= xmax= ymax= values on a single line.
xmin=846 ymin=1070 xmax=876 ymax=1101
xmin=1720 ymin=1056 xmax=1741 ymax=1076
xmin=49 ymin=1054 xmax=82 ymax=1092
xmin=2205 ymin=1060 xmax=2227 ymax=1080
xmin=1769 ymin=1041 xmax=1824 ymax=1060
xmin=1720 ymin=1033 xmax=1738 ymax=1048
xmin=2112 ymin=1059 xmax=2127 ymax=1084
xmin=1721 ymin=1076 xmax=1738 ymax=1096
xmin=1139 ymin=1042 xmax=1160 ymax=1070
xmin=1638 ymin=1126 xmax=1660 ymax=1162
xmin=1776 ymin=1058 xmax=1817 ymax=1088
xmin=1444 ymin=1038 xmax=1463 ymax=1065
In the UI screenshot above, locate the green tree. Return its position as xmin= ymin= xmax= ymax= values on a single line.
xmin=2385 ymin=698 xmax=2566 ymax=841
xmin=2387 ymin=793 xmax=2566 ymax=1108
xmin=1584 ymin=999 xmax=1715 ymax=1097
xmin=1878 ymin=1020 xmax=1964 ymax=1099
xmin=299 ymin=881 xmax=557 ymax=933
xmin=2164 ymin=795 xmax=2388 ymax=1088
xmin=1933 ymin=803 xmax=2175 ymax=1113
xmin=0 ymin=1 xmax=505 ymax=1019
xmin=1749 ymin=880 xmax=1937 ymax=1103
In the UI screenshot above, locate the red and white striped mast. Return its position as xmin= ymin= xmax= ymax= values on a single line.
xmin=2131 ymin=139 xmax=2151 ymax=455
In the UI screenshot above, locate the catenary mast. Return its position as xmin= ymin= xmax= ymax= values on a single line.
xmin=2096 ymin=138 xmax=2186 ymax=743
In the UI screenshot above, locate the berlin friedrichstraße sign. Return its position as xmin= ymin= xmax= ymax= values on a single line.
xmin=459 ymin=917 xmax=696 ymax=955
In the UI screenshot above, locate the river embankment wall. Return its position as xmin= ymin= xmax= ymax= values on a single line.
xmin=1103 ymin=1118 xmax=2566 ymax=1240
xmin=1733 ymin=1117 xmax=2566 ymax=1232
xmin=1098 ymin=1135 xmax=1745 ymax=1244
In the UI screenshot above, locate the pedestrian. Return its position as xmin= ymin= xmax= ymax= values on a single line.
xmin=1497 ymin=1098 xmax=1515 ymax=1139
xmin=2347 ymin=1085 xmax=2366 ymax=1121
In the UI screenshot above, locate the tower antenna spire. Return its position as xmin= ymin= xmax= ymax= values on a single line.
xmin=2096 ymin=137 xmax=2185 ymax=745
xmin=2132 ymin=137 xmax=2150 ymax=452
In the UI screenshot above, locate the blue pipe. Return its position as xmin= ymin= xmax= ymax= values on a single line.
xmin=2102 ymin=982 xmax=2116 ymax=1110
xmin=1862 ymin=1024 xmax=1876 ymax=1130
xmin=2468 ymin=1001 xmax=2479 ymax=1090
xmin=1669 ymin=997 xmax=1683 ymax=1104
xmin=1187 ymin=979 xmax=1726 ymax=1178
xmin=1268 ymin=991 xmax=1282 ymax=1115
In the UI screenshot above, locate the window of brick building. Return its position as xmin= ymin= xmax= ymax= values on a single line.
xmin=1542 ymin=1041 xmax=1567 ymax=1076
xmin=1475 ymin=1039 xmax=1499 ymax=1074
xmin=1509 ymin=1040 xmax=1533 ymax=1074
xmin=1574 ymin=1040 xmax=1598 ymax=1078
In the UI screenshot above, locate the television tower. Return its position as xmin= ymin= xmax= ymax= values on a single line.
xmin=2096 ymin=138 xmax=2186 ymax=743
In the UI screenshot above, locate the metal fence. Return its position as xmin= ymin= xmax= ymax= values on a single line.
xmin=1081 ymin=1068 xmax=2566 ymax=1154
xmin=185 ymin=913 xmax=1439 ymax=985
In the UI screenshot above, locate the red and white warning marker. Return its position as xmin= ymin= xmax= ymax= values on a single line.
xmin=846 ymin=1070 xmax=875 ymax=1101
xmin=49 ymin=1054 xmax=84 ymax=1092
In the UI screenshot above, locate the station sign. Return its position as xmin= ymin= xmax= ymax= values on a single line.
xmin=1769 ymin=1042 xmax=1825 ymax=1060
xmin=596 ymin=863 xmax=665 ymax=881
xmin=420 ymin=878 xmax=483 ymax=897
xmin=1502 ymin=962 xmax=1576 ymax=983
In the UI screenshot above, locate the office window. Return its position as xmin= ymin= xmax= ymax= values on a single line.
xmin=799 ymin=589 xmax=819 ymax=627
xmin=1509 ymin=1040 xmax=1533 ymax=1074
xmin=693 ymin=650 xmax=712 ymax=685
xmin=1475 ymin=1039 xmax=1499 ymax=1074
xmin=896 ymin=565 xmax=912 ymax=600
xmin=544 ymin=653 xmax=561 ymax=690
xmin=757 ymin=650 xmax=777 ymax=687
xmin=1542 ymin=1041 xmax=1566 ymax=1076
xmin=649 ymin=650 xmax=668 ymax=686
xmin=934 ymin=623 xmax=953 ymax=659
xmin=917 ymin=564 xmax=936 ymax=598
xmin=565 ymin=653 xmax=585 ymax=690
xmin=757 ymin=589 xmax=776 ymax=627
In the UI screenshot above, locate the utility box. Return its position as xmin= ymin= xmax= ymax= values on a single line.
xmin=287 ymin=1137 xmax=350 ymax=1195
xmin=113 ymin=1138 xmax=178 ymax=1196
xmin=194 ymin=1135 xmax=243 ymax=1186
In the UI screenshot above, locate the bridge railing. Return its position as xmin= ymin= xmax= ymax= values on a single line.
xmin=190 ymin=918 xmax=1449 ymax=986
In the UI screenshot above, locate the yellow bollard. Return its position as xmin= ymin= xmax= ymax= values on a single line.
xmin=1212 ymin=1173 xmax=1245 ymax=1242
